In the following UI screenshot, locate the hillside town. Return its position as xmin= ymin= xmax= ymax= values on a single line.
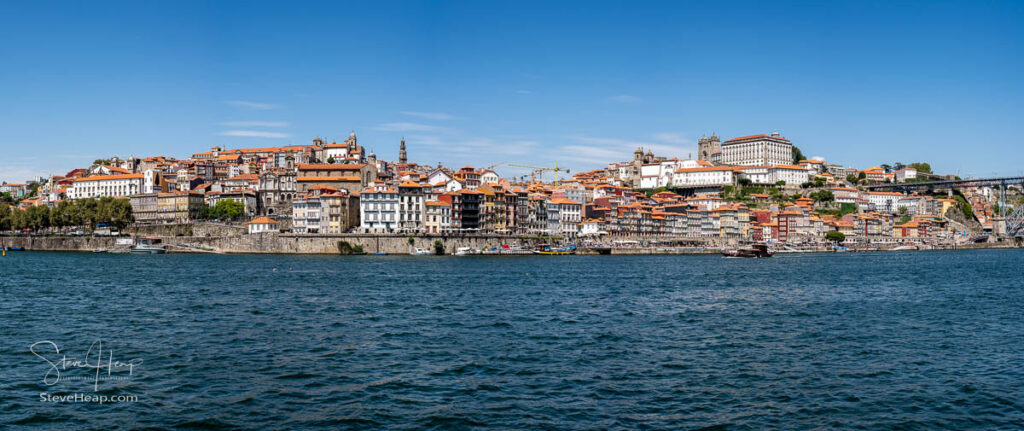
xmin=1 ymin=130 xmax=1021 ymax=248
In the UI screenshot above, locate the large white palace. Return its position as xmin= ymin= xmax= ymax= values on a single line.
xmin=720 ymin=131 xmax=794 ymax=167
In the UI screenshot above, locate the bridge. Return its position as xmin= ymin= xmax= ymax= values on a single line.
xmin=865 ymin=176 xmax=1024 ymax=238
xmin=863 ymin=176 xmax=1024 ymax=193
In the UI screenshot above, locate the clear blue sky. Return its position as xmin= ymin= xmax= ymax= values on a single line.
xmin=2 ymin=0 xmax=1023 ymax=183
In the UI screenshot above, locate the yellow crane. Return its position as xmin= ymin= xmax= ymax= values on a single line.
xmin=508 ymin=162 xmax=570 ymax=184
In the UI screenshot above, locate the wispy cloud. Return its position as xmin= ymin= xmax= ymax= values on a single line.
xmin=226 ymin=100 xmax=282 ymax=110
xmin=516 ymin=89 xmax=533 ymax=95
xmin=608 ymin=94 xmax=643 ymax=103
xmin=221 ymin=121 xmax=290 ymax=127
xmin=652 ymin=132 xmax=693 ymax=146
xmin=374 ymin=122 xmax=453 ymax=133
xmin=219 ymin=130 xmax=290 ymax=138
xmin=399 ymin=111 xmax=460 ymax=121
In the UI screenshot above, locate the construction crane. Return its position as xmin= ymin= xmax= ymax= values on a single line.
xmin=508 ymin=162 xmax=570 ymax=184
xmin=482 ymin=162 xmax=508 ymax=171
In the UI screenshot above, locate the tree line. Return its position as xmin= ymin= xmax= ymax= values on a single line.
xmin=0 ymin=197 xmax=134 ymax=232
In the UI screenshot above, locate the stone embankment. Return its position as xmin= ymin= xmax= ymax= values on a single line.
xmin=2 ymin=222 xmax=1020 ymax=254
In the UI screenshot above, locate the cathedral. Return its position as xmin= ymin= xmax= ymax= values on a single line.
xmin=697 ymin=133 xmax=721 ymax=163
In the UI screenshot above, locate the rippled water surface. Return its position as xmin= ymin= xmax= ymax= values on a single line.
xmin=1 ymin=249 xmax=1023 ymax=430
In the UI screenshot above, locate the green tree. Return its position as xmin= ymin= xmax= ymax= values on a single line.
xmin=0 ymin=204 xmax=11 ymax=231
xmin=846 ymin=174 xmax=858 ymax=184
xmin=858 ymin=172 xmax=867 ymax=180
xmin=433 ymin=240 xmax=445 ymax=255
xmin=11 ymin=208 xmax=28 ymax=230
xmin=811 ymin=190 xmax=835 ymax=202
xmin=825 ymin=231 xmax=845 ymax=243
xmin=25 ymin=205 xmax=51 ymax=231
xmin=775 ymin=180 xmax=786 ymax=187
xmin=792 ymin=146 xmax=806 ymax=164
xmin=50 ymin=200 xmax=74 ymax=229
xmin=105 ymin=197 xmax=134 ymax=229
xmin=908 ymin=162 xmax=932 ymax=174
xmin=327 ymin=156 xmax=336 ymax=164
xmin=201 ymin=200 xmax=244 ymax=220
xmin=737 ymin=178 xmax=753 ymax=187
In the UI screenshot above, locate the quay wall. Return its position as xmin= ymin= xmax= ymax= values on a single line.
xmin=2 ymin=234 xmax=562 ymax=255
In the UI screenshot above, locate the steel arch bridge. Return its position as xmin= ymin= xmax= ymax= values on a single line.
xmin=865 ymin=176 xmax=1024 ymax=238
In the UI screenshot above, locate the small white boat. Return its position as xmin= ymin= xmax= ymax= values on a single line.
xmin=130 ymin=238 xmax=167 ymax=254
xmin=411 ymin=247 xmax=434 ymax=256
xmin=452 ymin=246 xmax=478 ymax=256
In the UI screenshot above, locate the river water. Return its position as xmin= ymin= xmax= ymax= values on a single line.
xmin=1 ymin=250 xmax=1022 ymax=429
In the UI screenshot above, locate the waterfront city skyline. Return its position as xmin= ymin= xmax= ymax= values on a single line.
xmin=3 ymin=1 xmax=1024 ymax=184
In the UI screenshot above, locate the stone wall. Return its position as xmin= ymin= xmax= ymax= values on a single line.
xmin=1 ymin=233 xmax=557 ymax=255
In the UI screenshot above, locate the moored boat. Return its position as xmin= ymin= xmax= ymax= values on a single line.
xmin=130 ymin=238 xmax=167 ymax=254
xmin=721 ymin=244 xmax=774 ymax=258
xmin=452 ymin=246 xmax=479 ymax=256
xmin=411 ymin=247 xmax=434 ymax=256
xmin=535 ymin=244 xmax=577 ymax=255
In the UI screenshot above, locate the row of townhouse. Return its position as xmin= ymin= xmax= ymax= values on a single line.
xmin=576 ymin=187 xmax=953 ymax=243
xmin=352 ymin=181 xmax=585 ymax=238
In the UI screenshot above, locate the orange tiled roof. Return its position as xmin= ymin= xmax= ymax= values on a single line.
xmin=74 ymin=174 xmax=143 ymax=182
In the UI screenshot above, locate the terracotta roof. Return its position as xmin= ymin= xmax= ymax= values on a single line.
xmin=247 ymin=216 xmax=278 ymax=225
xmin=297 ymin=163 xmax=366 ymax=170
xmin=74 ymin=174 xmax=143 ymax=182
xmin=675 ymin=167 xmax=740 ymax=173
xmin=725 ymin=134 xmax=791 ymax=143
xmin=296 ymin=176 xmax=362 ymax=182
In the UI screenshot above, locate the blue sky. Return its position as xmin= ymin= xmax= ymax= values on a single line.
xmin=2 ymin=0 xmax=1023 ymax=183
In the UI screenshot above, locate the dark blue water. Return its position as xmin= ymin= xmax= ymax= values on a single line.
xmin=1 ymin=250 xmax=1022 ymax=430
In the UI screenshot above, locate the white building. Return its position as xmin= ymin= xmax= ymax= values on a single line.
xmin=68 ymin=174 xmax=143 ymax=200
xmin=672 ymin=167 xmax=739 ymax=188
xmin=639 ymin=159 xmax=683 ymax=189
xmin=865 ymin=191 xmax=905 ymax=214
xmin=479 ymin=169 xmax=499 ymax=185
xmin=292 ymin=194 xmax=323 ymax=233
xmin=247 ymin=216 xmax=278 ymax=234
xmin=894 ymin=168 xmax=918 ymax=182
xmin=427 ymin=168 xmax=453 ymax=186
xmin=397 ymin=181 xmax=425 ymax=232
xmin=721 ymin=131 xmax=793 ymax=167
xmin=546 ymin=198 xmax=581 ymax=238
xmin=580 ymin=219 xmax=607 ymax=236
xmin=359 ymin=182 xmax=400 ymax=232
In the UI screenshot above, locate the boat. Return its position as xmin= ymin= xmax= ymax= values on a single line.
xmin=130 ymin=238 xmax=167 ymax=254
xmin=374 ymin=252 xmax=389 ymax=256
xmin=535 ymin=244 xmax=577 ymax=255
xmin=411 ymin=247 xmax=434 ymax=256
xmin=92 ymin=249 xmax=109 ymax=253
xmin=721 ymin=244 xmax=774 ymax=258
xmin=1 ymin=246 xmax=25 ymax=251
xmin=481 ymin=245 xmax=534 ymax=255
xmin=453 ymin=247 xmax=479 ymax=256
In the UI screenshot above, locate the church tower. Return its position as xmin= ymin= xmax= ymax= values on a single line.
xmin=399 ymin=138 xmax=407 ymax=165
xmin=698 ymin=133 xmax=721 ymax=162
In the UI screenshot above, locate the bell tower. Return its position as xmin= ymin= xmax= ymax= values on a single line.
xmin=399 ymin=138 xmax=407 ymax=165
